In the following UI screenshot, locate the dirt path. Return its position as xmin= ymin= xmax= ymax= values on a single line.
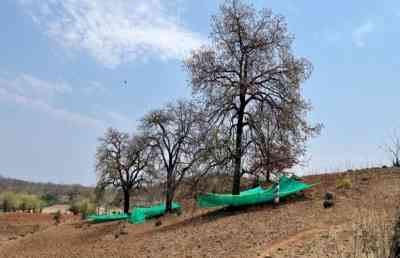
xmin=260 ymin=224 xmax=330 ymax=257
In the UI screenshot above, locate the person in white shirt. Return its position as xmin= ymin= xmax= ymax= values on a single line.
xmin=272 ymin=174 xmax=280 ymax=208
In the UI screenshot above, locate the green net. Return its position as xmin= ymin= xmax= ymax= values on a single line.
xmin=129 ymin=202 xmax=182 ymax=224
xmin=87 ymin=202 xmax=182 ymax=224
xmin=87 ymin=212 xmax=129 ymax=223
xmin=197 ymin=176 xmax=314 ymax=208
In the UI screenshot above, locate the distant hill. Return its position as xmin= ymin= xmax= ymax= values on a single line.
xmin=0 ymin=176 xmax=93 ymax=203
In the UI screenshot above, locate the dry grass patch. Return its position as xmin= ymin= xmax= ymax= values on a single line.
xmin=336 ymin=177 xmax=352 ymax=189
xmin=319 ymin=209 xmax=395 ymax=258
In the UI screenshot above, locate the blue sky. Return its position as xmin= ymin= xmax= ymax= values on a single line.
xmin=1 ymin=0 xmax=399 ymax=185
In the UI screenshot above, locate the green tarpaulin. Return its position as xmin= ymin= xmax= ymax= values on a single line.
xmin=87 ymin=212 xmax=129 ymax=223
xmin=197 ymin=176 xmax=313 ymax=208
xmin=87 ymin=202 xmax=182 ymax=224
xmin=129 ymin=202 xmax=181 ymax=224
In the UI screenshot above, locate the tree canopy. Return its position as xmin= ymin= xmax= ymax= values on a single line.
xmin=96 ymin=128 xmax=155 ymax=213
xmin=185 ymin=0 xmax=320 ymax=194
xmin=141 ymin=100 xmax=206 ymax=212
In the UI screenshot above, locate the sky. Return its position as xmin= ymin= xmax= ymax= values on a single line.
xmin=1 ymin=0 xmax=400 ymax=186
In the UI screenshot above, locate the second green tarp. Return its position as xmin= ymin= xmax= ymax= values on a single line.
xmin=197 ymin=176 xmax=313 ymax=208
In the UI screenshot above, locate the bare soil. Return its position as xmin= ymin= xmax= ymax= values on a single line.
xmin=0 ymin=212 xmax=76 ymax=246
xmin=1 ymin=168 xmax=399 ymax=258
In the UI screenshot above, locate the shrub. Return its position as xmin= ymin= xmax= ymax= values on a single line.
xmin=0 ymin=192 xmax=20 ymax=212
xmin=19 ymin=194 xmax=44 ymax=213
xmin=78 ymin=199 xmax=96 ymax=219
xmin=53 ymin=210 xmax=62 ymax=225
xmin=336 ymin=177 xmax=352 ymax=189
xmin=69 ymin=202 xmax=80 ymax=215
xmin=69 ymin=198 xmax=96 ymax=219
xmin=0 ymin=192 xmax=46 ymax=213
xmin=41 ymin=193 xmax=59 ymax=206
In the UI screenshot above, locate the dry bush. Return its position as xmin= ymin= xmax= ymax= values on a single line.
xmin=336 ymin=177 xmax=352 ymax=189
xmin=52 ymin=210 xmax=61 ymax=225
xmin=69 ymin=198 xmax=96 ymax=219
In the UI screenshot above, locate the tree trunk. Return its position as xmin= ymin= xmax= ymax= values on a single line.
xmin=3 ymin=201 xmax=8 ymax=212
xmin=165 ymin=191 xmax=173 ymax=213
xmin=395 ymin=157 xmax=400 ymax=168
xmin=123 ymin=190 xmax=130 ymax=214
xmin=266 ymin=168 xmax=271 ymax=182
xmin=165 ymin=172 xmax=173 ymax=213
xmin=232 ymin=101 xmax=245 ymax=195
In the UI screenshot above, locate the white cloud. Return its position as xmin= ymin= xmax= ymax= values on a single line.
xmin=353 ymin=20 xmax=375 ymax=47
xmin=0 ymin=74 xmax=71 ymax=100
xmin=19 ymin=0 xmax=206 ymax=68
xmin=0 ymin=88 xmax=103 ymax=128
xmin=82 ymin=81 xmax=106 ymax=95
xmin=0 ymin=74 xmax=103 ymax=129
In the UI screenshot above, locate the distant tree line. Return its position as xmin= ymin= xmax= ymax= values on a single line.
xmin=95 ymin=0 xmax=321 ymax=214
xmin=0 ymin=176 xmax=93 ymax=205
xmin=0 ymin=192 xmax=45 ymax=212
xmin=0 ymin=189 xmax=102 ymax=219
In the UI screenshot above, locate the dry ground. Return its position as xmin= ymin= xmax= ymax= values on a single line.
xmin=0 ymin=212 xmax=76 ymax=246
xmin=0 ymin=168 xmax=399 ymax=258
xmin=41 ymin=205 xmax=71 ymax=214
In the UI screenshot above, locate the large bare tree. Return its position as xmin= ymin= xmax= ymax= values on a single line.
xmin=185 ymin=0 xmax=319 ymax=194
xmin=141 ymin=100 xmax=205 ymax=212
xmin=96 ymin=128 xmax=154 ymax=214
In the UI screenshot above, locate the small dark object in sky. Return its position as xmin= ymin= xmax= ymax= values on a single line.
xmin=123 ymin=80 xmax=127 ymax=85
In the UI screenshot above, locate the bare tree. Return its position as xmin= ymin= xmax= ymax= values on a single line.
xmin=141 ymin=100 xmax=205 ymax=212
xmin=384 ymin=129 xmax=400 ymax=167
xmin=96 ymin=128 xmax=154 ymax=214
xmin=185 ymin=0 xmax=319 ymax=194
xmin=244 ymin=102 xmax=320 ymax=181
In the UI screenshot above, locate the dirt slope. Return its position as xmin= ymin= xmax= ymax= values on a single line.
xmin=1 ymin=168 xmax=399 ymax=258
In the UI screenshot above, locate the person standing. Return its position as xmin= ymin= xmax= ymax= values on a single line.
xmin=272 ymin=174 xmax=280 ymax=208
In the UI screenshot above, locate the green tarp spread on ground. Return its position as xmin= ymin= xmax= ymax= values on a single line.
xmin=129 ymin=202 xmax=181 ymax=224
xmin=87 ymin=202 xmax=182 ymax=224
xmin=197 ymin=176 xmax=313 ymax=208
xmin=87 ymin=212 xmax=129 ymax=223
